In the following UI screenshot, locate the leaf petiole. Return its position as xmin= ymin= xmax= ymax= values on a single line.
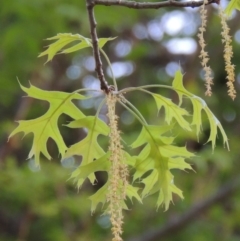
xmin=118 ymin=99 xmax=147 ymax=126
xmin=100 ymin=48 xmax=118 ymax=91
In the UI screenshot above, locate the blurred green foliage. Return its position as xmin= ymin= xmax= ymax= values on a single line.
xmin=1 ymin=0 xmax=240 ymax=241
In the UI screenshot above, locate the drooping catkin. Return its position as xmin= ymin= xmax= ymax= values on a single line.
xmin=219 ymin=6 xmax=236 ymax=100
xmin=198 ymin=0 xmax=213 ymax=96
xmin=106 ymin=94 xmax=128 ymax=241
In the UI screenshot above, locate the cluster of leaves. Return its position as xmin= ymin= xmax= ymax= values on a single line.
xmin=9 ymin=34 xmax=229 ymax=213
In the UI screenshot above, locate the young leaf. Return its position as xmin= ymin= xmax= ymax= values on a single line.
xmin=131 ymin=124 xmax=174 ymax=148
xmin=205 ymin=108 xmax=229 ymax=150
xmin=70 ymin=150 xmax=142 ymax=213
xmin=38 ymin=34 xmax=91 ymax=63
xmin=225 ymin=0 xmax=240 ymax=17
xmin=38 ymin=33 xmax=116 ymax=63
xmin=190 ymin=96 xmax=205 ymax=137
xmin=172 ymin=69 xmax=191 ymax=105
xmin=64 ymin=116 xmax=110 ymax=184
xmin=70 ymin=152 xmax=111 ymax=189
xmin=98 ymin=37 xmax=117 ymax=48
xmin=168 ymin=157 xmax=193 ymax=171
xmin=9 ymin=84 xmax=86 ymax=165
xmin=89 ymin=181 xmax=109 ymax=213
xmin=171 ymin=70 xmax=229 ymax=149
xmin=151 ymin=93 xmax=191 ymax=131
xmin=131 ymin=124 xmax=193 ymax=210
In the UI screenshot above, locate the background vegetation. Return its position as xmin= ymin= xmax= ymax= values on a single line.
xmin=1 ymin=0 xmax=240 ymax=240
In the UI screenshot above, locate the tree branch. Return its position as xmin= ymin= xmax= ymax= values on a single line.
xmin=93 ymin=0 xmax=219 ymax=9
xmin=126 ymin=177 xmax=240 ymax=241
xmin=86 ymin=0 xmax=110 ymax=94
xmin=86 ymin=0 xmax=219 ymax=93
xmin=86 ymin=0 xmax=218 ymax=93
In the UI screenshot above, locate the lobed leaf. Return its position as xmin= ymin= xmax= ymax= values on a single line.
xmin=64 ymin=116 xmax=110 ymax=184
xmin=131 ymin=125 xmax=193 ymax=210
xmin=151 ymin=93 xmax=191 ymax=131
xmin=89 ymin=181 xmax=109 ymax=213
xmin=72 ymin=149 xmax=142 ymax=213
xmin=225 ymin=0 xmax=240 ymax=17
xmin=171 ymin=70 xmax=229 ymax=150
xmin=38 ymin=34 xmax=90 ymax=63
xmin=190 ymin=96 xmax=205 ymax=138
xmin=128 ymin=70 xmax=229 ymax=210
xmin=168 ymin=157 xmax=193 ymax=171
xmin=9 ymin=84 xmax=86 ymax=166
xmin=98 ymin=37 xmax=117 ymax=48
xmin=172 ymin=69 xmax=191 ymax=105
xmin=205 ymin=108 xmax=229 ymax=150
xmin=38 ymin=33 xmax=116 ymax=63
xmin=131 ymin=124 xmax=174 ymax=148
xmin=69 ymin=153 xmax=111 ymax=189
xmin=126 ymin=185 xmax=142 ymax=204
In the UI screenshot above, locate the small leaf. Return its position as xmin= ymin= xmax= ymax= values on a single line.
xmin=70 ymin=153 xmax=111 ymax=188
xmin=131 ymin=124 xmax=192 ymax=210
xmin=124 ymin=151 xmax=136 ymax=167
xmin=9 ymin=84 xmax=86 ymax=165
xmin=155 ymin=172 xmax=184 ymax=211
xmin=131 ymin=124 xmax=174 ymax=148
xmin=61 ymin=42 xmax=91 ymax=54
xmin=98 ymin=37 xmax=117 ymax=48
xmin=151 ymin=93 xmax=191 ymax=131
xmin=133 ymin=145 xmax=153 ymax=181
xmin=172 ymin=70 xmax=191 ymax=105
xmin=205 ymin=109 xmax=229 ymax=150
xmin=171 ymin=70 xmax=229 ymax=150
xmin=172 ymin=70 xmax=203 ymax=137
xmin=126 ymin=185 xmax=142 ymax=204
xmin=160 ymin=145 xmax=194 ymax=159
xmin=156 ymin=180 xmax=184 ymax=211
xmin=39 ymin=34 xmax=90 ymax=63
xmin=38 ymin=33 xmax=116 ymax=63
xmin=225 ymin=0 xmax=240 ymax=17
xmin=141 ymin=169 xmax=158 ymax=198
xmin=168 ymin=157 xmax=193 ymax=171
xmin=64 ymin=116 xmax=110 ymax=183
xmin=190 ymin=96 xmax=205 ymax=138
xmin=89 ymin=182 xmax=108 ymax=213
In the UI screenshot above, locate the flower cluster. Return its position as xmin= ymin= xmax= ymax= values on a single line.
xmin=198 ymin=0 xmax=213 ymax=96
xmin=198 ymin=1 xmax=236 ymax=99
xmin=219 ymin=7 xmax=236 ymax=100
xmin=106 ymin=94 xmax=128 ymax=241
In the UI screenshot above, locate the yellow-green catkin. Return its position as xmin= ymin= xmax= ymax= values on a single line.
xmin=106 ymin=94 xmax=128 ymax=241
xmin=198 ymin=0 xmax=213 ymax=96
xmin=219 ymin=6 xmax=236 ymax=100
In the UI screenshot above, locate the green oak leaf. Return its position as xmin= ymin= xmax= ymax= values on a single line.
xmin=151 ymin=93 xmax=191 ymax=131
xmin=172 ymin=69 xmax=191 ymax=105
xmin=172 ymin=70 xmax=229 ymax=149
xmin=131 ymin=125 xmax=194 ymax=210
xmin=64 ymin=116 xmax=110 ymax=184
xmin=70 ymin=152 xmax=111 ymax=189
xmin=89 ymin=181 xmax=109 ymax=213
xmin=69 ymin=150 xmax=142 ymax=213
xmin=38 ymin=33 xmax=116 ymax=63
xmin=9 ymin=84 xmax=86 ymax=165
xmin=205 ymin=108 xmax=229 ymax=150
xmin=225 ymin=0 xmax=240 ymax=17
xmin=168 ymin=157 xmax=193 ymax=171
